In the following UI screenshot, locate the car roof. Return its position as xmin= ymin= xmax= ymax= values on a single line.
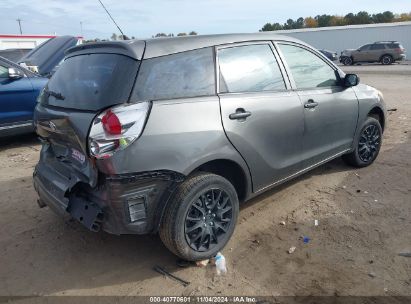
xmin=66 ymin=33 xmax=308 ymax=60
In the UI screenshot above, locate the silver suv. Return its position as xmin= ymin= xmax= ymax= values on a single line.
xmin=340 ymin=41 xmax=406 ymax=65
xmin=33 ymin=34 xmax=386 ymax=261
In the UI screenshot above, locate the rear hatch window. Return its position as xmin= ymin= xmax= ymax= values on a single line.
xmin=387 ymin=43 xmax=404 ymax=49
xmin=35 ymin=53 xmax=139 ymax=187
xmin=40 ymin=53 xmax=139 ymax=111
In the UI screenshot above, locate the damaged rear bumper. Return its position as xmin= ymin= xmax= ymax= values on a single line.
xmin=33 ymin=160 xmax=184 ymax=234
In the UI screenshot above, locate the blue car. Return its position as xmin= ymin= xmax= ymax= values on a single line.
xmin=0 ymin=56 xmax=48 ymax=137
xmin=0 ymin=36 xmax=80 ymax=137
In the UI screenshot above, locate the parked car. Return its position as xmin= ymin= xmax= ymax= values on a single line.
xmin=18 ymin=35 xmax=80 ymax=77
xmin=318 ymin=49 xmax=338 ymax=61
xmin=33 ymin=34 xmax=386 ymax=261
xmin=0 ymin=56 xmax=48 ymax=137
xmin=0 ymin=36 xmax=81 ymax=137
xmin=340 ymin=41 xmax=406 ymax=65
xmin=0 ymin=48 xmax=32 ymax=63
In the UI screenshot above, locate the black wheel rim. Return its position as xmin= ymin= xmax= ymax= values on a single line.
xmin=358 ymin=124 xmax=381 ymax=162
xmin=383 ymin=57 xmax=390 ymax=64
xmin=184 ymin=188 xmax=233 ymax=252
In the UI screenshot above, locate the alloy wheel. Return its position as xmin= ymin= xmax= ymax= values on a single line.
xmin=382 ymin=56 xmax=392 ymax=65
xmin=358 ymin=124 xmax=381 ymax=162
xmin=185 ymin=188 xmax=233 ymax=252
xmin=344 ymin=57 xmax=353 ymax=65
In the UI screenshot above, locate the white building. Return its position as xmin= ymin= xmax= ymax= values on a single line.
xmin=273 ymin=21 xmax=411 ymax=54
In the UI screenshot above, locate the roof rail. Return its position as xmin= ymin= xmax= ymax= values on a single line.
xmin=374 ymin=41 xmax=398 ymax=43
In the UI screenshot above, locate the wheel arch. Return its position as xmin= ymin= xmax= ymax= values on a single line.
xmin=191 ymin=158 xmax=250 ymax=203
xmin=153 ymin=158 xmax=252 ymax=233
xmin=368 ymin=106 xmax=385 ymax=132
xmin=379 ymin=53 xmax=393 ymax=62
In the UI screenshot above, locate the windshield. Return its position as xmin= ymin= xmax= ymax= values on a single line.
xmin=40 ymin=53 xmax=139 ymax=111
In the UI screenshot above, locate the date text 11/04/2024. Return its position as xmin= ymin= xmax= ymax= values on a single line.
xmin=149 ymin=296 xmax=257 ymax=303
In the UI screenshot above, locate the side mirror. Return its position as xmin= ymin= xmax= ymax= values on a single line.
xmin=344 ymin=74 xmax=360 ymax=87
xmin=8 ymin=68 xmax=24 ymax=79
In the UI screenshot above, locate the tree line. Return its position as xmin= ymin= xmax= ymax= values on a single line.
xmin=260 ymin=11 xmax=411 ymax=31
xmin=83 ymin=31 xmax=198 ymax=43
xmin=152 ymin=31 xmax=198 ymax=38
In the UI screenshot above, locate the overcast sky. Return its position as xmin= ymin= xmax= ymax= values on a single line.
xmin=0 ymin=0 xmax=410 ymax=39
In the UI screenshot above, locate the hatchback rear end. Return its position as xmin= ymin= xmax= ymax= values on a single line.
xmin=33 ymin=41 xmax=156 ymax=233
xmin=388 ymin=42 xmax=406 ymax=62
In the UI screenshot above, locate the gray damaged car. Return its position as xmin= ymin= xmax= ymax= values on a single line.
xmin=33 ymin=33 xmax=386 ymax=261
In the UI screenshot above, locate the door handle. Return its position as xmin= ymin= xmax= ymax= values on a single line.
xmin=229 ymin=108 xmax=252 ymax=120
xmin=304 ymin=99 xmax=319 ymax=109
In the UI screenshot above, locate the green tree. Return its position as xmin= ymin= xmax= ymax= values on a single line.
xmin=261 ymin=23 xmax=273 ymax=31
xmin=110 ymin=33 xmax=117 ymax=41
xmin=177 ymin=33 xmax=187 ymax=36
xmin=373 ymin=11 xmax=394 ymax=23
xmin=260 ymin=22 xmax=283 ymax=31
xmin=344 ymin=13 xmax=355 ymax=25
xmin=315 ymin=14 xmax=333 ymax=27
xmin=356 ymin=11 xmax=372 ymax=24
xmin=189 ymin=31 xmax=198 ymax=35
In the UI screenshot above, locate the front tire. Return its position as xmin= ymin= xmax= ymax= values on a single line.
xmin=343 ymin=56 xmax=353 ymax=66
xmin=159 ymin=173 xmax=239 ymax=261
xmin=342 ymin=117 xmax=382 ymax=167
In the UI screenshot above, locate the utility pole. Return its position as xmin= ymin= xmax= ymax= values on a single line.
xmin=80 ymin=21 xmax=83 ymax=37
xmin=16 ymin=18 xmax=22 ymax=34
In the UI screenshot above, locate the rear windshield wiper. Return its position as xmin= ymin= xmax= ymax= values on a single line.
xmin=45 ymin=89 xmax=65 ymax=100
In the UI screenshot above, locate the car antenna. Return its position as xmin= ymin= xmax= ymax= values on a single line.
xmin=97 ymin=0 xmax=126 ymax=39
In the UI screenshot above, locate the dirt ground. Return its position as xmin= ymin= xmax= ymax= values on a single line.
xmin=0 ymin=65 xmax=410 ymax=298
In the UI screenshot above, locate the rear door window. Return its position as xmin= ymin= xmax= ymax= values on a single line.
xmin=370 ymin=44 xmax=386 ymax=50
xmin=133 ymin=47 xmax=215 ymax=101
xmin=278 ymin=44 xmax=338 ymax=89
xmin=41 ymin=54 xmax=139 ymax=111
xmin=217 ymin=44 xmax=286 ymax=93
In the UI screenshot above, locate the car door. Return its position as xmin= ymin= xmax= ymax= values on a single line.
xmin=353 ymin=44 xmax=371 ymax=62
xmin=217 ymin=42 xmax=304 ymax=192
xmin=369 ymin=44 xmax=386 ymax=61
xmin=276 ymin=42 xmax=359 ymax=168
xmin=0 ymin=59 xmax=35 ymax=125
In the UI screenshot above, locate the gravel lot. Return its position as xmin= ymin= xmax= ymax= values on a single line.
xmin=0 ymin=64 xmax=410 ymax=298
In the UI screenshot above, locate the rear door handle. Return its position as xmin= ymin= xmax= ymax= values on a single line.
xmin=304 ymin=99 xmax=319 ymax=109
xmin=229 ymin=108 xmax=252 ymax=120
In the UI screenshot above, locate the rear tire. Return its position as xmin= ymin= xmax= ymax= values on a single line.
xmin=159 ymin=172 xmax=239 ymax=261
xmin=381 ymin=55 xmax=393 ymax=65
xmin=342 ymin=117 xmax=382 ymax=167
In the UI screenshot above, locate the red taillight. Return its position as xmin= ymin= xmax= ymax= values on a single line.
xmin=101 ymin=110 xmax=122 ymax=135
xmin=88 ymin=102 xmax=150 ymax=159
xmin=394 ymin=48 xmax=403 ymax=53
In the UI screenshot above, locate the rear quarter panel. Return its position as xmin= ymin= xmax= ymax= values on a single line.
xmin=96 ymin=96 xmax=252 ymax=196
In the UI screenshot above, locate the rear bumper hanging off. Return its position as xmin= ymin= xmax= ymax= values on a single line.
xmin=33 ymin=162 xmax=184 ymax=235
